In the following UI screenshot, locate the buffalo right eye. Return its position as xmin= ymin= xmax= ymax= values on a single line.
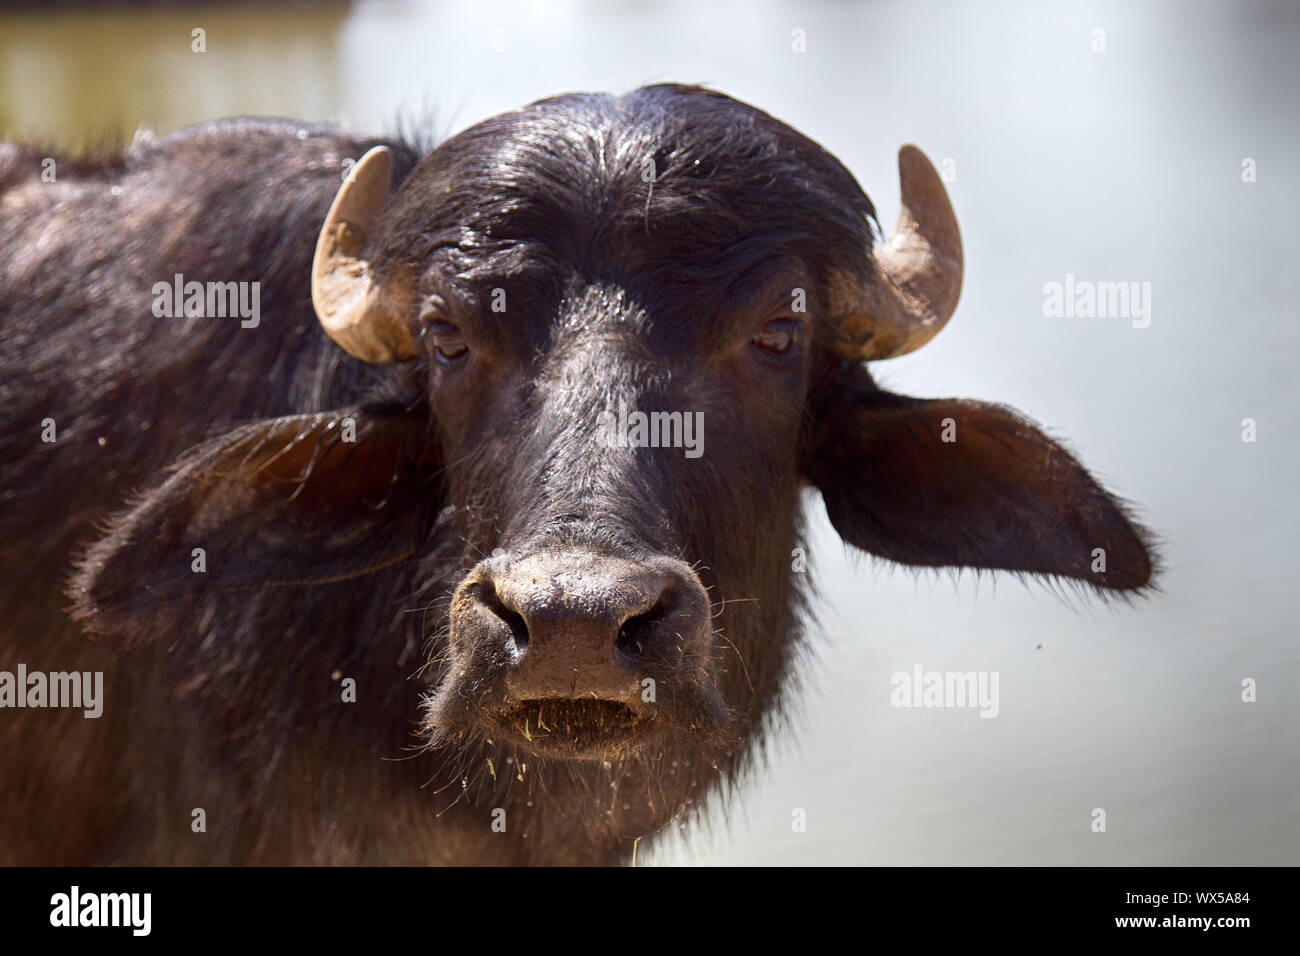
xmin=427 ymin=321 xmax=468 ymax=363
xmin=418 ymin=295 xmax=469 ymax=364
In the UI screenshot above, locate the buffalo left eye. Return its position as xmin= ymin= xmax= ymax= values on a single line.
xmin=753 ymin=317 xmax=799 ymax=355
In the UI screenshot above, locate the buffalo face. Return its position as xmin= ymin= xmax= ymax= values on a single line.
xmin=74 ymin=85 xmax=1153 ymax=781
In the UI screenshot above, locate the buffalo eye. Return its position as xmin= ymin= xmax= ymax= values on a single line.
xmin=428 ymin=322 xmax=468 ymax=363
xmin=419 ymin=296 xmax=469 ymax=363
xmin=753 ymin=316 xmax=799 ymax=355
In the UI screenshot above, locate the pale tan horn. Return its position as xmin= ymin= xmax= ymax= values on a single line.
xmin=837 ymin=145 xmax=963 ymax=360
xmin=311 ymin=145 xmax=418 ymax=363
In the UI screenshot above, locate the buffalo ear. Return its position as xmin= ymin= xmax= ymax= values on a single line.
xmin=806 ymin=390 xmax=1155 ymax=591
xmin=71 ymin=407 xmax=439 ymax=641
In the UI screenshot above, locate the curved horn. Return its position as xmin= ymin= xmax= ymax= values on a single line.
xmin=311 ymin=146 xmax=418 ymax=363
xmin=838 ymin=145 xmax=963 ymax=361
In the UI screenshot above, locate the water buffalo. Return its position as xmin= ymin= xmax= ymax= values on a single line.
xmin=0 ymin=84 xmax=1154 ymax=865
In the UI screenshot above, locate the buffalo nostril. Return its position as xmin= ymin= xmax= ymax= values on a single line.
xmin=474 ymin=579 xmax=530 ymax=658
xmin=615 ymin=595 xmax=670 ymax=662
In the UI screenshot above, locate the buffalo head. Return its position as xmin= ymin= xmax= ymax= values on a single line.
xmin=74 ymin=85 xmax=1153 ymax=806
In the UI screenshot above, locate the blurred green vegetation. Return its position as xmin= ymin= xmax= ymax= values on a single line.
xmin=0 ymin=3 xmax=350 ymax=150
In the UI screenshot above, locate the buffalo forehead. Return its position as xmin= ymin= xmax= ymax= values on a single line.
xmin=402 ymin=90 xmax=874 ymax=338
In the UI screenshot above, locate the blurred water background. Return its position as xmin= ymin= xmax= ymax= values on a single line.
xmin=2 ymin=0 xmax=1295 ymax=865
